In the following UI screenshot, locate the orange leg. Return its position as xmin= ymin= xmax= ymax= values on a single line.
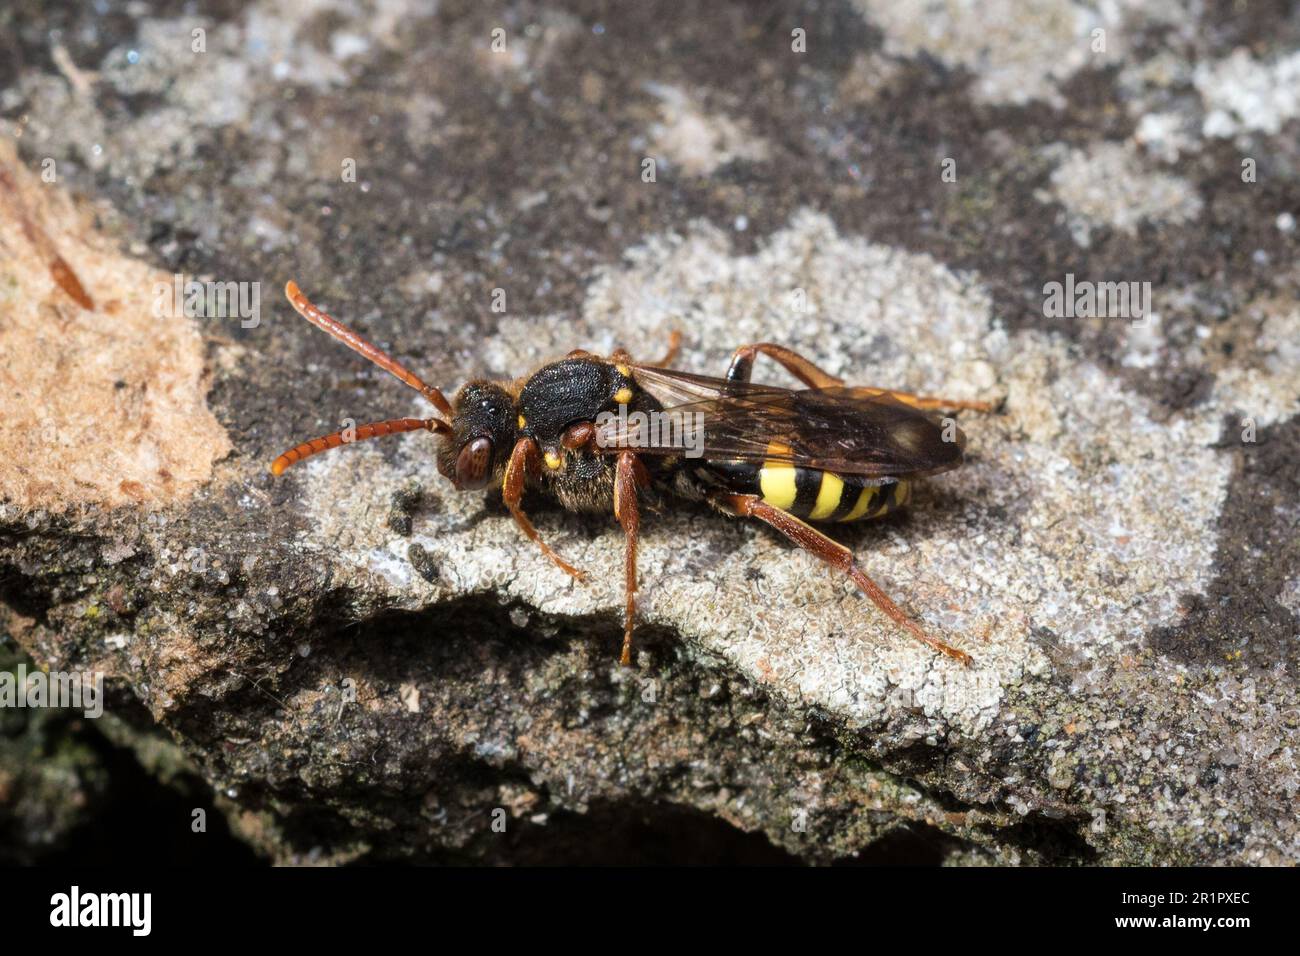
xmin=857 ymin=387 xmax=994 ymax=413
xmin=726 ymin=343 xmax=844 ymax=388
xmin=726 ymin=342 xmax=993 ymax=411
xmin=645 ymin=330 xmax=682 ymax=368
xmin=611 ymin=329 xmax=683 ymax=369
xmin=501 ymin=437 xmax=586 ymax=581
xmin=613 ymin=451 xmax=647 ymax=665
xmin=713 ymin=493 xmax=971 ymax=665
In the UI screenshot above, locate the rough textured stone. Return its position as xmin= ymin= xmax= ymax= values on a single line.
xmin=1 ymin=0 xmax=1297 ymax=864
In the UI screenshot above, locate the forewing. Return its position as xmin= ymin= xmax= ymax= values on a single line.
xmin=594 ymin=365 xmax=966 ymax=479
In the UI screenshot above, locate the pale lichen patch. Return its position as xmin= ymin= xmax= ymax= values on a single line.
xmin=1195 ymin=49 xmax=1300 ymax=141
xmin=643 ymin=83 xmax=771 ymax=177
xmin=851 ymin=0 xmax=1184 ymax=108
xmin=1206 ymin=296 xmax=1300 ymax=428
xmin=1044 ymin=141 xmax=1203 ymax=244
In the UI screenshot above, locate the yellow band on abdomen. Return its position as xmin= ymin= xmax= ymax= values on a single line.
xmin=759 ymin=442 xmax=797 ymax=510
xmin=839 ymin=484 xmax=877 ymax=522
xmin=759 ymin=462 xmax=797 ymax=510
xmin=808 ymin=472 xmax=844 ymax=520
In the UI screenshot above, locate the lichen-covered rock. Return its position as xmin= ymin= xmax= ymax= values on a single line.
xmin=1 ymin=0 xmax=1297 ymax=864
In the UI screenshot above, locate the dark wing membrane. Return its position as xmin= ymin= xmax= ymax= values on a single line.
xmin=593 ymin=365 xmax=966 ymax=480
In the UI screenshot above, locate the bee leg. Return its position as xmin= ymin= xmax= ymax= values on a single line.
xmin=726 ymin=343 xmax=845 ymax=388
xmin=645 ymin=330 xmax=682 ymax=367
xmin=864 ymin=389 xmax=994 ymax=413
xmin=613 ymin=451 xmax=647 ymax=665
xmin=711 ymin=493 xmax=972 ymax=665
xmin=610 ymin=330 xmax=682 ymax=369
xmin=502 ymin=437 xmax=587 ymax=582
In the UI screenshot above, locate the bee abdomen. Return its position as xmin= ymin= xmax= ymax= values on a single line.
xmin=699 ymin=449 xmax=910 ymax=523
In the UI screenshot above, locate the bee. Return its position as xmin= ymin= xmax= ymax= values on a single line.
xmin=271 ymin=282 xmax=992 ymax=666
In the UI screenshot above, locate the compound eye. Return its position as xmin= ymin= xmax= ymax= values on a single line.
xmin=454 ymin=436 xmax=493 ymax=489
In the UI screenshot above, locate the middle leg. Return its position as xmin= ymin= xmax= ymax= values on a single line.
xmin=613 ymin=451 xmax=647 ymax=665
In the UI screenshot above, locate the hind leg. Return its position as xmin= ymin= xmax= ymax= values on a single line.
xmin=726 ymin=343 xmax=844 ymax=387
xmin=712 ymin=492 xmax=971 ymax=665
xmin=854 ymin=387 xmax=994 ymax=413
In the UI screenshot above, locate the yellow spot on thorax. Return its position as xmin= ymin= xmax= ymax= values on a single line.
xmin=614 ymin=385 xmax=633 ymax=404
xmin=543 ymin=450 xmax=562 ymax=470
xmin=517 ymin=415 xmax=527 ymax=429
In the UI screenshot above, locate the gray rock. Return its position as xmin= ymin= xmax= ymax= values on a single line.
xmin=1 ymin=0 xmax=1297 ymax=864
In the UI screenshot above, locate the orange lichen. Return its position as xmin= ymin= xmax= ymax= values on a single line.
xmin=0 ymin=141 xmax=231 ymax=511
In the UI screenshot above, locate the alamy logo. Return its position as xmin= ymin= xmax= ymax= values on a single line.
xmin=1043 ymin=273 xmax=1152 ymax=322
xmin=594 ymin=405 xmax=705 ymax=458
xmin=50 ymin=886 xmax=151 ymax=936
xmin=152 ymin=273 xmax=261 ymax=328
xmin=0 ymin=663 xmax=103 ymax=718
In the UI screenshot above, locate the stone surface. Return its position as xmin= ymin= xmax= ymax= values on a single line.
xmin=1 ymin=0 xmax=1297 ymax=864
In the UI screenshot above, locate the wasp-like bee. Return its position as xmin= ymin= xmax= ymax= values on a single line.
xmin=271 ymin=282 xmax=991 ymax=666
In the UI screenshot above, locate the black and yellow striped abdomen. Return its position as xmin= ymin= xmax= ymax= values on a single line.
xmin=698 ymin=450 xmax=911 ymax=523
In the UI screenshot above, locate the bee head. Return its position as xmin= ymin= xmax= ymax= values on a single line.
xmin=436 ymin=380 xmax=518 ymax=490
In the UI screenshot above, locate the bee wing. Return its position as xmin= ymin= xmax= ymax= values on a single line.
xmin=593 ymin=365 xmax=967 ymax=480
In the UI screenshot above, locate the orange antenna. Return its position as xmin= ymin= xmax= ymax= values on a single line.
xmin=284 ymin=280 xmax=452 ymax=417
xmin=270 ymin=417 xmax=450 ymax=476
